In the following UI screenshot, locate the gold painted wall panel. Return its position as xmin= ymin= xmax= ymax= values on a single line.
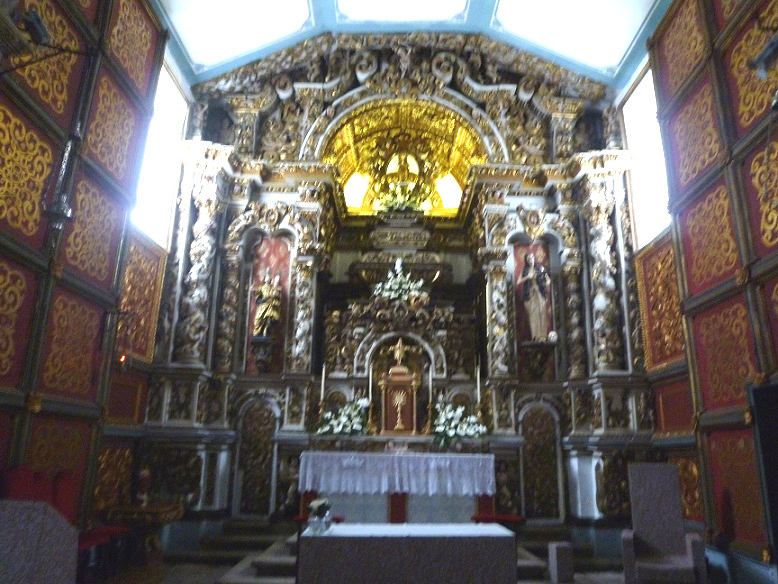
xmin=108 ymin=0 xmax=154 ymax=92
xmin=64 ymin=177 xmax=121 ymax=284
xmin=657 ymin=0 xmax=706 ymax=99
xmin=0 ymin=261 xmax=26 ymax=377
xmin=93 ymin=446 xmax=133 ymax=512
xmin=86 ymin=75 xmax=137 ymax=183
xmin=118 ymin=229 xmax=166 ymax=363
xmin=635 ymin=231 xmax=685 ymax=371
xmin=681 ymin=184 xmax=738 ymax=294
xmin=694 ymin=300 xmax=756 ymax=409
xmin=41 ymin=293 xmax=101 ymax=398
xmin=670 ymin=83 xmax=723 ymax=190
xmin=724 ymin=0 xmax=778 ymax=136
xmin=0 ymin=103 xmax=51 ymax=239
xmin=12 ymin=0 xmax=80 ymax=121
xmin=745 ymin=139 xmax=778 ymax=254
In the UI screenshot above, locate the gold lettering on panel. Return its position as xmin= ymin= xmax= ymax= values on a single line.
xmin=660 ymin=0 xmax=705 ymax=96
xmin=29 ymin=422 xmax=83 ymax=472
xmin=729 ymin=1 xmax=778 ymax=129
xmin=86 ymin=76 xmax=135 ymax=181
xmin=12 ymin=0 xmax=78 ymax=115
xmin=0 ymin=262 xmax=26 ymax=376
xmin=672 ymin=85 xmax=722 ymax=188
xmin=65 ymin=179 xmax=119 ymax=281
xmin=749 ymin=142 xmax=778 ymax=249
xmin=42 ymin=295 xmax=100 ymax=395
xmin=0 ymin=104 xmax=50 ymax=236
xmin=686 ymin=186 xmax=738 ymax=287
xmin=108 ymin=0 xmax=153 ymax=90
xmin=699 ymin=304 xmax=754 ymax=406
xmin=636 ymin=238 xmax=684 ymax=370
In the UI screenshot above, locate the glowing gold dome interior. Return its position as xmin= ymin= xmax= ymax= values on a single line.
xmin=322 ymin=99 xmax=488 ymax=219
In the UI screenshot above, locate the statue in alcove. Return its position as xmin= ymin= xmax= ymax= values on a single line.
xmin=517 ymin=252 xmax=551 ymax=342
xmin=253 ymin=270 xmax=282 ymax=338
xmin=251 ymin=269 xmax=282 ymax=373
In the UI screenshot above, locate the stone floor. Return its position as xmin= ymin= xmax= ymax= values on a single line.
xmin=99 ymin=561 xmax=625 ymax=584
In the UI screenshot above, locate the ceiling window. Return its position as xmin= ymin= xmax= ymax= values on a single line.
xmin=132 ymin=65 xmax=188 ymax=249
xmin=621 ymin=70 xmax=671 ymax=249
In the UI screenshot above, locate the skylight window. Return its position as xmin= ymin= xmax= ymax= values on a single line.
xmin=133 ymin=66 xmax=188 ymax=249
xmin=160 ymin=0 xmax=311 ymax=67
xmin=337 ymin=0 xmax=467 ymax=22
xmin=621 ymin=70 xmax=671 ymax=249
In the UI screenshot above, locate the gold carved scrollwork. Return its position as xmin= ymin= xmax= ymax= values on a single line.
xmin=42 ymin=295 xmax=100 ymax=395
xmin=686 ymin=186 xmax=738 ymax=287
xmin=749 ymin=140 xmax=778 ymax=249
xmin=635 ymin=236 xmax=684 ymax=370
xmin=29 ymin=422 xmax=83 ymax=472
xmin=729 ymin=1 xmax=778 ymax=130
xmin=595 ymin=452 xmax=630 ymax=518
xmin=0 ymin=104 xmax=51 ymax=236
xmin=672 ymin=85 xmax=722 ymax=188
xmin=65 ymin=179 xmax=118 ymax=282
xmin=522 ymin=407 xmax=560 ymax=518
xmin=699 ymin=304 xmax=755 ymax=406
xmin=709 ymin=434 xmax=766 ymax=541
xmin=86 ymin=76 xmax=136 ymax=181
xmin=0 ymin=261 xmax=26 ymax=376
xmin=519 ymin=206 xmax=546 ymax=242
xmin=93 ymin=447 xmax=133 ymax=512
xmin=11 ymin=0 xmax=79 ymax=115
xmin=660 ymin=0 xmax=706 ymax=96
xmin=119 ymin=237 xmax=166 ymax=362
xmin=673 ymin=457 xmax=702 ymax=519
xmin=108 ymin=0 xmax=153 ymax=90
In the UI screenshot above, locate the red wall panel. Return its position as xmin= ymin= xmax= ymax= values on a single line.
xmin=59 ymin=168 xmax=125 ymax=291
xmin=38 ymin=287 xmax=103 ymax=401
xmin=654 ymin=378 xmax=695 ymax=433
xmin=0 ymin=254 xmax=39 ymax=388
xmin=678 ymin=177 xmax=740 ymax=296
xmin=707 ymin=429 xmax=767 ymax=544
xmin=692 ymin=295 xmax=758 ymax=410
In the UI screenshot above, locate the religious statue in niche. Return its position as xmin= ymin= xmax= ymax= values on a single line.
xmin=251 ymin=269 xmax=283 ymax=373
xmin=252 ymin=269 xmax=282 ymax=338
xmin=516 ymin=249 xmax=553 ymax=342
xmin=514 ymin=245 xmax=556 ymax=381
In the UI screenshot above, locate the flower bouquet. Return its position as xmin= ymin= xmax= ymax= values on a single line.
xmin=316 ymin=398 xmax=370 ymax=435
xmin=308 ymin=498 xmax=332 ymax=534
xmin=433 ymin=400 xmax=487 ymax=449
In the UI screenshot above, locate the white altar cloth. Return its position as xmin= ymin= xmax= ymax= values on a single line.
xmin=298 ymin=523 xmax=515 ymax=584
xmin=299 ymin=451 xmax=495 ymax=496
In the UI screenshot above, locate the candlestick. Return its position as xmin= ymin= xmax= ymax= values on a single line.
xmin=320 ymin=363 xmax=326 ymax=402
xmin=476 ymin=357 xmax=481 ymax=404
xmin=429 ymin=363 xmax=433 ymax=406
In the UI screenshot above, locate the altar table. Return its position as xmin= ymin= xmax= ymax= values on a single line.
xmin=299 ymin=451 xmax=495 ymax=522
xmin=298 ymin=523 xmax=516 ymax=584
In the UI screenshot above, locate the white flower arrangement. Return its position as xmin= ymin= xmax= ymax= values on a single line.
xmin=373 ymin=258 xmax=429 ymax=302
xmin=316 ymin=398 xmax=370 ymax=435
xmin=308 ymin=497 xmax=331 ymax=518
xmin=433 ymin=400 xmax=487 ymax=449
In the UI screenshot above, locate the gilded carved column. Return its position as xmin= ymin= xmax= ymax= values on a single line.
xmin=551 ymin=183 xmax=587 ymax=379
xmin=287 ymin=185 xmax=326 ymax=374
xmin=546 ymin=97 xmax=584 ymax=161
xmin=174 ymin=147 xmax=229 ymax=364
xmin=583 ymin=177 xmax=624 ymax=371
xmin=479 ymin=248 xmax=512 ymax=378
